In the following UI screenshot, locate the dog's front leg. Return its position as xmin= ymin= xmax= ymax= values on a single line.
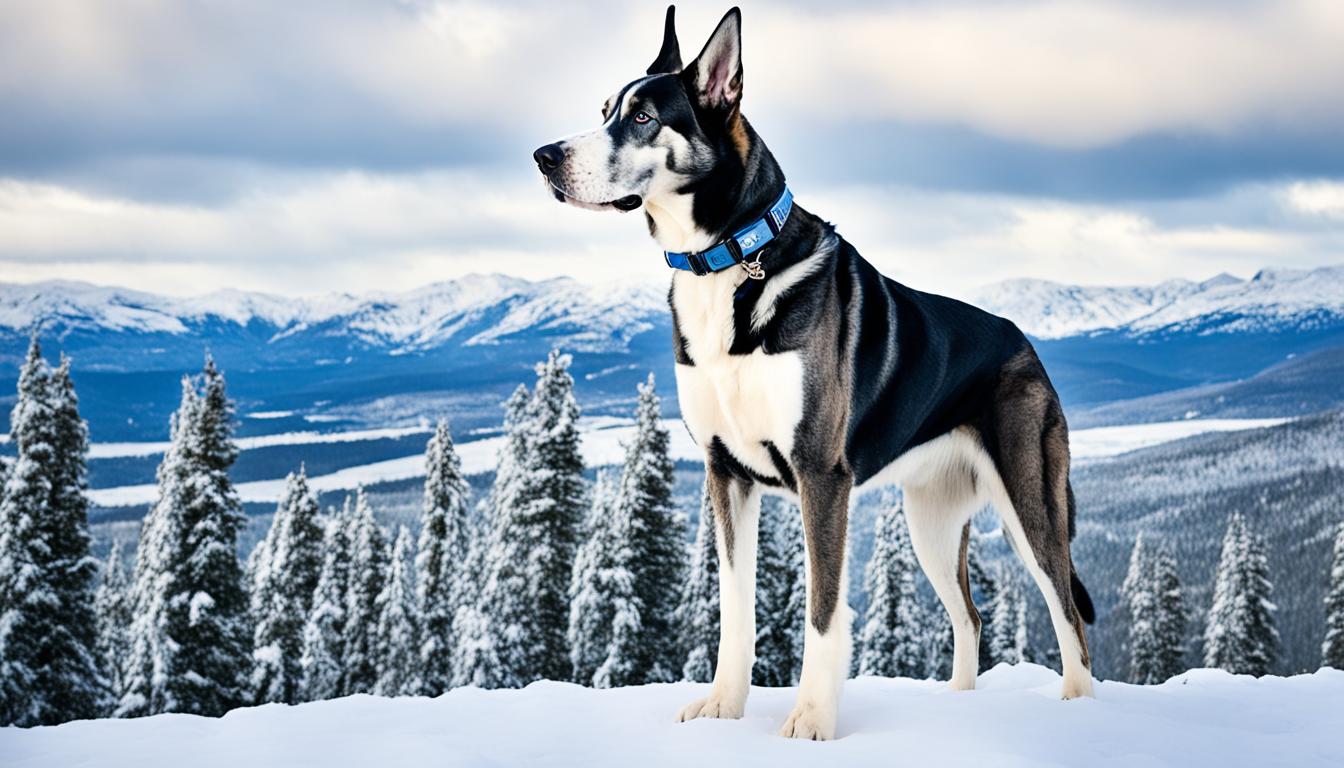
xmin=780 ymin=466 xmax=853 ymax=741
xmin=677 ymin=471 xmax=759 ymax=722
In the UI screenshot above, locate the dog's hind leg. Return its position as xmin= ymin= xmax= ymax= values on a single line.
xmin=905 ymin=476 xmax=981 ymax=691
xmin=677 ymin=472 xmax=760 ymax=722
xmin=780 ymin=465 xmax=853 ymax=741
xmin=984 ymin=350 xmax=1094 ymax=699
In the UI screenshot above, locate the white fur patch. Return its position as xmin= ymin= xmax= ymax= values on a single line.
xmin=672 ymin=270 xmax=806 ymax=480
xmin=750 ymin=239 xmax=834 ymax=332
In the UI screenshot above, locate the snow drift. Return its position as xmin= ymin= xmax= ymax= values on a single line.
xmin=4 ymin=664 xmax=1341 ymax=767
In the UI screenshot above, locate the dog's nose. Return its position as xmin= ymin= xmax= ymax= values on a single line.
xmin=533 ymin=143 xmax=564 ymax=174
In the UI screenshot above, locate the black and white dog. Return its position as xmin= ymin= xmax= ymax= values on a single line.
xmin=534 ymin=7 xmax=1095 ymax=740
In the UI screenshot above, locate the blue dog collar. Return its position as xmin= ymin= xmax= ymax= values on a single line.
xmin=664 ymin=186 xmax=793 ymax=279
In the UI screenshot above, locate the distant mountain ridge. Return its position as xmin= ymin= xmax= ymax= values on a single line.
xmin=3 ymin=266 xmax=1342 ymax=440
xmin=0 ymin=274 xmax=666 ymax=359
xmin=971 ymin=265 xmax=1344 ymax=339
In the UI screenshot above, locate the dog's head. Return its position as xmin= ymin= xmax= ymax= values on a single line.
xmin=533 ymin=7 xmax=754 ymax=248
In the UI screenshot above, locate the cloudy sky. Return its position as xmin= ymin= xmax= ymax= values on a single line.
xmin=2 ymin=0 xmax=1342 ymax=298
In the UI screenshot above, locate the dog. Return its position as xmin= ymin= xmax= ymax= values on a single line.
xmin=534 ymin=6 xmax=1095 ymax=740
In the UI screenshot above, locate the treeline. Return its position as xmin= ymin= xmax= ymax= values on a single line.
xmin=6 ymin=338 xmax=1344 ymax=726
xmin=1119 ymin=510 xmax=1344 ymax=682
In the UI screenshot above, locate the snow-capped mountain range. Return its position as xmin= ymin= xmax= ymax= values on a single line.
xmin=2 ymin=265 xmax=1342 ymax=441
xmin=971 ymin=265 xmax=1344 ymax=339
xmin=5 ymin=264 xmax=1341 ymax=349
xmin=0 ymin=274 xmax=667 ymax=354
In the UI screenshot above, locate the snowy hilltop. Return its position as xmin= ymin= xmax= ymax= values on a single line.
xmin=0 ymin=274 xmax=667 ymax=354
xmin=971 ymin=265 xmax=1344 ymax=339
xmin=4 ymin=665 xmax=1343 ymax=767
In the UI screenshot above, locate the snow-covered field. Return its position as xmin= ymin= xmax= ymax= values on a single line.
xmin=1067 ymin=417 xmax=1288 ymax=461
xmin=87 ymin=419 xmax=704 ymax=506
xmin=4 ymin=664 xmax=1341 ymax=767
xmin=85 ymin=417 xmax=1291 ymax=507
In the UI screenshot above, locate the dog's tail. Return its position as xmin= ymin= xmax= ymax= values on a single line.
xmin=1071 ymin=568 xmax=1095 ymax=625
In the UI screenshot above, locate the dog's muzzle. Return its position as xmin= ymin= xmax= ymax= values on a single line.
xmin=532 ymin=142 xmax=642 ymax=212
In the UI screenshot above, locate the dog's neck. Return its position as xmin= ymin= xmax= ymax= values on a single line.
xmin=643 ymin=114 xmax=788 ymax=256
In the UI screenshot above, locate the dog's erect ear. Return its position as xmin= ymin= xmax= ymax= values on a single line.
xmin=647 ymin=6 xmax=682 ymax=75
xmin=683 ymin=7 xmax=742 ymax=112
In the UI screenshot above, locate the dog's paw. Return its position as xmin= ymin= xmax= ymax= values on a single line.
xmin=778 ymin=699 xmax=836 ymax=741
xmin=675 ymin=691 xmax=745 ymax=722
xmin=1060 ymin=675 xmax=1095 ymax=700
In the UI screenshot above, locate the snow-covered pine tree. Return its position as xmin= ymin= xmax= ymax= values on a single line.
xmin=250 ymin=468 xmax=324 ymax=704
xmin=1146 ymin=543 xmax=1187 ymax=683
xmin=678 ymin=481 xmax=719 ymax=682
xmin=1122 ymin=535 xmax=1158 ymax=681
xmin=375 ymin=526 xmax=421 ymax=696
xmin=1204 ymin=512 xmax=1279 ymax=676
xmin=924 ymin=602 xmax=956 ymax=681
xmin=1320 ymin=522 xmax=1344 ymax=669
xmin=415 ymin=419 xmax=470 ymax=696
xmin=754 ymin=498 xmax=806 ymax=686
xmin=172 ymin=357 xmax=251 ymax=715
xmin=448 ymin=499 xmax=496 ymax=688
xmin=451 ymin=387 xmax=529 ymax=688
xmin=120 ymin=376 xmax=195 ymax=717
xmin=611 ymin=375 xmax=684 ymax=683
xmin=299 ymin=500 xmax=355 ymax=701
xmin=475 ymin=351 xmax=586 ymax=687
xmin=94 ymin=542 xmax=132 ymax=714
xmin=0 ymin=340 xmax=103 ymax=725
xmin=343 ymin=487 xmax=390 ymax=694
xmin=857 ymin=489 xmax=928 ymax=678
xmin=591 ymin=484 xmax=642 ymax=690
xmin=568 ymin=469 xmax=622 ymax=686
xmin=987 ymin=565 xmax=1027 ymax=667
xmin=967 ymin=527 xmax=1000 ymax=672
xmin=121 ymin=358 xmax=251 ymax=717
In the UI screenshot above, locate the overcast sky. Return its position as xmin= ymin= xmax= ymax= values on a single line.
xmin=2 ymin=0 xmax=1342 ymax=298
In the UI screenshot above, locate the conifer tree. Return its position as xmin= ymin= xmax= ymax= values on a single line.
xmin=250 ymin=468 xmax=324 ymax=704
xmin=967 ymin=528 xmax=1001 ymax=672
xmin=453 ymin=386 xmax=529 ymax=687
xmin=612 ymin=375 xmax=684 ymax=683
xmin=591 ymin=493 xmax=642 ymax=690
xmin=857 ymin=491 xmax=928 ymax=678
xmin=343 ymin=487 xmax=389 ymax=694
xmin=754 ymin=499 xmax=806 ymax=686
xmin=375 ymin=526 xmax=421 ymax=696
xmin=449 ymin=500 xmax=496 ymax=688
xmin=0 ymin=340 xmax=103 ymax=725
xmin=678 ymin=481 xmax=719 ymax=683
xmin=987 ymin=565 xmax=1027 ymax=667
xmin=1204 ymin=513 xmax=1279 ymax=676
xmin=568 ymin=470 xmax=624 ymax=686
xmin=121 ymin=358 xmax=250 ymax=717
xmin=300 ymin=501 xmax=354 ymax=701
xmin=120 ymin=377 xmax=195 ymax=717
xmin=94 ymin=542 xmax=133 ymax=714
xmin=1122 ymin=535 xmax=1157 ymax=680
xmin=416 ymin=419 xmax=470 ymax=696
xmin=475 ymin=351 xmax=585 ymax=687
xmin=1145 ymin=543 xmax=1187 ymax=682
xmin=1320 ymin=523 xmax=1344 ymax=669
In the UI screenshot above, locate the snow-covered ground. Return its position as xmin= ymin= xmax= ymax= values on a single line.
xmin=4 ymin=664 xmax=1341 ymax=767
xmin=1067 ymin=417 xmax=1288 ymax=461
xmin=85 ymin=417 xmax=1290 ymax=507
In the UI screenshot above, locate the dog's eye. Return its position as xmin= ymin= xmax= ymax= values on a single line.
xmin=633 ymin=111 xmax=652 ymax=125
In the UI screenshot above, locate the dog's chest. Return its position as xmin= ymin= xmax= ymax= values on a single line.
xmin=670 ymin=271 xmax=805 ymax=478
